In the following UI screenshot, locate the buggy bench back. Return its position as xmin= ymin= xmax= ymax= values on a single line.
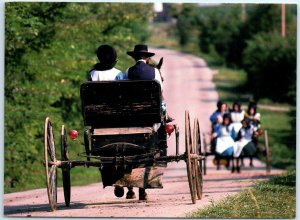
xmin=80 ymin=80 xmax=162 ymax=128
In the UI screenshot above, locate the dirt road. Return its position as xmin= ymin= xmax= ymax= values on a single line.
xmin=3 ymin=48 xmax=283 ymax=218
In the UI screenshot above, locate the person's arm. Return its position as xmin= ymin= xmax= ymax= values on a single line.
xmin=124 ymin=68 xmax=129 ymax=79
xmin=115 ymin=71 xmax=124 ymax=80
xmin=254 ymin=112 xmax=261 ymax=121
xmin=87 ymin=70 xmax=94 ymax=81
xmin=210 ymin=112 xmax=217 ymax=123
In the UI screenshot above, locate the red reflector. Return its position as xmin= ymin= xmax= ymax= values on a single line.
xmin=165 ymin=124 xmax=175 ymax=135
xmin=69 ymin=130 xmax=78 ymax=139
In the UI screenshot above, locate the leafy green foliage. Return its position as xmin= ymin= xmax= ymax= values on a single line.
xmin=5 ymin=2 xmax=153 ymax=192
xmin=169 ymin=4 xmax=297 ymax=104
xmin=175 ymin=4 xmax=198 ymax=46
xmin=243 ymin=31 xmax=296 ymax=103
xmin=197 ymin=5 xmax=244 ymax=66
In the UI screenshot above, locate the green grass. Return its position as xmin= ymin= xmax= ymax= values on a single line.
xmin=213 ymin=67 xmax=249 ymax=103
xmin=258 ymin=109 xmax=296 ymax=170
xmin=188 ymin=171 xmax=296 ymax=218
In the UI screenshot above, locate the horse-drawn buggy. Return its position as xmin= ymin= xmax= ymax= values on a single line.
xmin=44 ymin=80 xmax=205 ymax=211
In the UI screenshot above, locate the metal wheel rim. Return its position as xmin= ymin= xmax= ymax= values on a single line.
xmin=185 ymin=111 xmax=197 ymax=204
xmin=44 ymin=117 xmax=57 ymax=211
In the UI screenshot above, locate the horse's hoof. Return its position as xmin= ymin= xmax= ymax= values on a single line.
xmin=126 ymin=190 xmax=136 ymax=199
xmin=114 ymin=186 xmax=124 ymax=198
xmin=139 ymin=192 xmax=148 ymax=201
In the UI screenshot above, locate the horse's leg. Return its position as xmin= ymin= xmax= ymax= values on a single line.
xmin=139 ymin=188 xmax=148 ymax=200
xmin=126 ymin=187 xmax=136 ymax=199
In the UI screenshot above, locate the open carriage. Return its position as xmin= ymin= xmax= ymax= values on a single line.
xmin=44 ymin=80 xmax=205 ymax=211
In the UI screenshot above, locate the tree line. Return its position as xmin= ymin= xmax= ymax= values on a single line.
xmin=168 ymin=4 xmax=296 ymax=104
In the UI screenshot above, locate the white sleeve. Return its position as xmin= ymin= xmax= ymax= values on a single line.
xmin=254 ymin=113 xmax=261 ymax=121
xmin=89 ymin=70 xmax=95 ymax=81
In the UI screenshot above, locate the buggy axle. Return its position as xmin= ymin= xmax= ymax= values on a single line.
xmin=48 ymin=153 xmax=205 ymax=169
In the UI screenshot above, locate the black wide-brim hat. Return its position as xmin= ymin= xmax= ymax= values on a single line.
xmin=127 ymin=44 xmax=155 ymax=58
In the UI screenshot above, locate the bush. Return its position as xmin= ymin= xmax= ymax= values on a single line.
xmin=242 ymin=31 xmax=296 ymax=103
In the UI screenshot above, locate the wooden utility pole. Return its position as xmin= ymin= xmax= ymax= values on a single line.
xmin=241 ymin=4 xmax=246 ymax=22
xmin=281 ymin=4 xmax=286 ymax=38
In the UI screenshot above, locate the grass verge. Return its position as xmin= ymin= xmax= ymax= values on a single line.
xmin=188 ymin=171 xmax=296 ymax=218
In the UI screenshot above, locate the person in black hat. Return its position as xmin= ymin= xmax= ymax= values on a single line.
xmin=124 ymin=45 xmax=174 ymax=201
xmin=88 ymin=44 xmax=124 ymax=81
xmin=125 ymin=44 xmax=163 ymax=86
xmin=124 ymin=45 xmax=162 ymax=201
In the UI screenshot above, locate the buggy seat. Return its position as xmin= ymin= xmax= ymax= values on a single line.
xmin=80 ymin=80 xmax=163 ymax=128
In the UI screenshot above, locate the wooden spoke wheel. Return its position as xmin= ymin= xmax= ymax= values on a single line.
xmin=193 ymin=118 xmax=203 ymax=200
xmin=185 ymin=111 xmax=197 ymax=204
xmin=202 ymin=132 xmax=207 ymax=175
xmin=61 ymin=125 xmax=71 ymax=207
xmin=44 ymin=117 xmax=57 ymax=211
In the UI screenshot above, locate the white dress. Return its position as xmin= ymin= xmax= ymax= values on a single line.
xmin=230 ymin=111 xmax=244 ymax=139
xmin=233 ymin=125 xmax=255 ymax=158
xmin=215 ymin=125 xmax=236 ymax=155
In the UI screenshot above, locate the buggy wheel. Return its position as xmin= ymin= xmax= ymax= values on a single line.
xmin=185 ymin=111 xmax=197 ymax=204
xmin=44 ymin=117 xmax=57 ymax=211
xmin=61 ymin=125 xmax=71 ymax=207
xmin=202 ymin=132 xmax=207 ymax=175
xmin=264 ymin=130 xmax=271 ymax=173
xmin=193 ymin=118 xmax=203 ymax=200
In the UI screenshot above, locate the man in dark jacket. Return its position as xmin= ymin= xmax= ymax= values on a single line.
xmin=125 ymin=44 xmax=163 ymax=87
xmin=123 ymin=45 xmax=164 ymax=201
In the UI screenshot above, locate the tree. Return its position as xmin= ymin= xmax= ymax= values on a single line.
xmin=4 ymin=2 xmax=153 ymax=192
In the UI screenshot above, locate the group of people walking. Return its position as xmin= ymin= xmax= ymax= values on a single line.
xmin=209 ymin=100 xmax=262 ymax=172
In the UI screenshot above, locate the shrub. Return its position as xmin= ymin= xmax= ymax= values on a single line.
xmin=242 ymin=31 xmax=296 ymax=104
